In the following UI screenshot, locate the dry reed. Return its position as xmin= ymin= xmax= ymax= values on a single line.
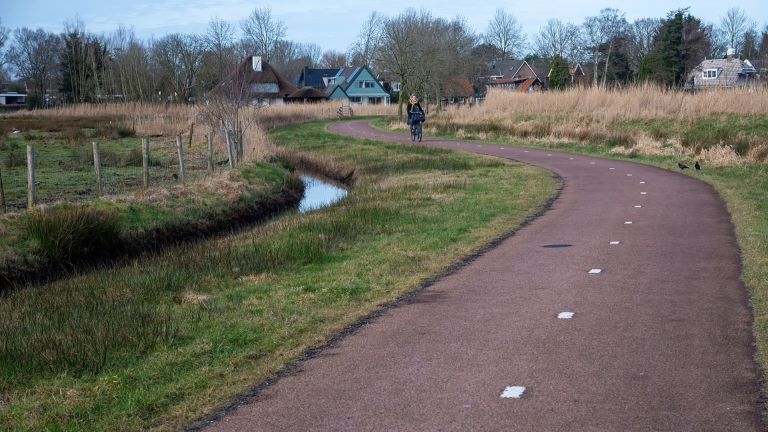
xmin=430 ymin=84 xmax=768 ymax=165
xmin=0 ymin=101 xmax=392 ymax=147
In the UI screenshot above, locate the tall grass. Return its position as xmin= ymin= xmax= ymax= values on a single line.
xmin=20 ymin=204 xmax=121 ymax=261
xmin=427 ymin=85 xmax=768 ymax=165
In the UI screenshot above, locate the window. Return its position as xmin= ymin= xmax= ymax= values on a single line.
xmin=349 ymin=96 xmax=362 ymax=103
xmin=357 ymin=80 xmax=375 ymax=88
xmin=702 ymin=69 xmax=719 ymax=79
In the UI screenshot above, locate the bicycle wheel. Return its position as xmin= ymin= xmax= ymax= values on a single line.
xmin=411 ymin=126 xmax=415 ymax=141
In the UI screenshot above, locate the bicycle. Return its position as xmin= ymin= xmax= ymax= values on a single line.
xmin=409 ymin=108 xmax=425 ymax=142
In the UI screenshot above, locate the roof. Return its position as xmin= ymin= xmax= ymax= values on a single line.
xmin=211 ymin=56 xmax=298 ymax=99
xmin=686 ymin=58 xmax=759 ymax=89
xmin=517 ymin=78 xmax=539 ymax=92
xmin=292 ymin=67 xmax=342 ymax=89
xmin=287 ymin=87 xmax=329 ymax=99
xmin=484 ymin=60 xmax=541 ymax=80
xmin=442 ymin=78 xmax=474 ymax=97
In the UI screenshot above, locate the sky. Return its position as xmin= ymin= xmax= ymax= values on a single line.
xmin=4 ymin=1 xmax=767 ymax=55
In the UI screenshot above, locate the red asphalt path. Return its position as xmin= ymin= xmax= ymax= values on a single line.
xmin=204 ymin=121 xmax=763 ymax=431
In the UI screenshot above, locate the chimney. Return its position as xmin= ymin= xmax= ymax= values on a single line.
xmin=727 ymin=48 xmax=736 ymax=61
xmin=252 ymin=56 xmax=262 ymax=72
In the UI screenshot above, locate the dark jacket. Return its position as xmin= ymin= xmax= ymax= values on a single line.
xmin=406 ymin=101 xmax=423 ymax=123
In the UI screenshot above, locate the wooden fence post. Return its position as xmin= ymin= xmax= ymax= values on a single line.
xmin=142 ymin=138 xmax=150 ymax=188
xmin=176 ymin=135 xmax=185 ymax=184
xmin=0 ymin=166 xmax=6 ymax=214
xmin=237 ymin=121 xmax=243 ymax=159
xmin=207 ymin=131 xmax=214 ymax=174
xmin=27 ymin=145 xmax=35 ymax=209
xmin=225 ymin=130 xmax=235 ymax=169
xmin=93 ymin=142 xmax=102 ymax=197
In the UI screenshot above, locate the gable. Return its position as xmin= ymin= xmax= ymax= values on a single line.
xmin=326 ymin=84 xmax=348 ymax=99
xmin=343 ymin=67 xmax=389 ymax=95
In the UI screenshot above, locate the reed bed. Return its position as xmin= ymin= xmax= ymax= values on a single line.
xmin=427 ymin=85 xmax=768 ymax=165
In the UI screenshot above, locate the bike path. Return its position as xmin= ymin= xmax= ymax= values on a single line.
xmin=206 ymin=120 xmax=762 ymax=431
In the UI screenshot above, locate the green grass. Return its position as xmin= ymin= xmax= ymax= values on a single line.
xmin=374 ymin=116 xmax=768 ymax=415
xmin=0 ymin=120 xmax=558 ymax=430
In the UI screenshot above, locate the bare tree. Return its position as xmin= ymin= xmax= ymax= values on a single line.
xmin=719 ymin=7 xmax=755 ymax=54
xmin=7 ymin=27 xmax=62 ymax=107
xmin=348 ymin=11 xmax=385 ymax=68
xmin=627 ymin=18 xmax=661 ymax=74
xmin=104 ymin=25 xmax=155 ymax=102
xmin=0 ymin=19 xmax=10 ymax=81
xmin=533 ymin=19 xmax=581 ymax=65
xmin=205 ymin=17 xmax=238 ymax=84
xmin=589 ymin=8 xmax=628 ymax=86
xmin=240 ymin=6 xmax=286 ymax=64
xmin=198 ymin=58 xmax=267 ymax=166
xmin=153 ymin=33 xmax=206 ymax=102
xmin=319 ymin=50 xmax=347 ymax=68
xmin=484 ymin=8 xmax=525 ymax=61
xmin=378 ymin=8 xmax=430 ymax=119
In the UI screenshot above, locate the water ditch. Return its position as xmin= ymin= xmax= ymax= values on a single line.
xmin=297 ymin=174 xmax=348 ymax=213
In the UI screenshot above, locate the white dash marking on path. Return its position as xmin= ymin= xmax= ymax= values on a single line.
xmin=625 ymin=221 xmax=633 ymax=224
xmin=627 ymin=174 xmax=633 ymax=176
xmin=501 ymin=386 xmax=526 ymax=399
xmin=558 ymin=312 xmax=575 ymax=319
xmin=635 ymin=205 xmax=642 ymax=208
xmin=590 ymin=162 xmax=596 ymax=164
xmin=547 ymin=154 xmax=552 ymax=156
xmin=570 ymin=157 xmax=575 ymax=160
xmin=610 ymin=241 xmax=620 ymax=245
xmin=641 ymin=192 xmax=647 ymax=195
xmin=589 ymin=269 xmax=602 ymax=274
xmin=639 ymin=181 xmax=645 ymax=184
xmin=610 ymin=167 xmax=615 ymax=170
xmin=524 ymin=150 xmax=529 ymax=152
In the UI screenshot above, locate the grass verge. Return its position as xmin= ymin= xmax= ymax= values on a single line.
xmin=0 ymin=120 xmax=559 ymax=430
xmin=373 ymin=115 xmax=768 ymax=414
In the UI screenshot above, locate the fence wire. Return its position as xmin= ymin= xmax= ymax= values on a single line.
xmin=0 ymin=138 xmax=232 ymax=211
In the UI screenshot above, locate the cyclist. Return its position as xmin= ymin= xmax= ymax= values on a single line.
xmin=406 ymin=94 xmax=423 ymax=132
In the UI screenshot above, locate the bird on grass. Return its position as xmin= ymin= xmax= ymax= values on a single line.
xmin=695 ymin=161 xmax=701 ymax=170
xmin=678 ymin=163 xmax=689 ymax=170
xmin=217 ymin=159 xmax=229 ymax=166
xmin=172 ymin=173 xmax=178 ymax=180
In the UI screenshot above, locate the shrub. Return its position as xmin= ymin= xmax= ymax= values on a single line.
xmin=63 ymin=128 xmax=84 ymax=145
xmin=20 ymin=204 xmax=122 ymax=261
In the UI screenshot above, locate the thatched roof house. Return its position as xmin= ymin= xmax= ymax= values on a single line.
xmin=286 ymin=87 xmax=329 ymax=103
xmin=210 ymin=56 xmax=298 ymax=105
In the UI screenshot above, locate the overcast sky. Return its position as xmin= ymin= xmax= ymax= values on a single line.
xmin=4 ymin=1 xmax=767 ymax=54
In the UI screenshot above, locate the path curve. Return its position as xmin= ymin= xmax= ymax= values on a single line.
xmin=206 ymin=120 xmax=762 ymax=431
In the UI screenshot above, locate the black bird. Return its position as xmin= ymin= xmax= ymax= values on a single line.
xmin=217 ymin=159 xmax=229 ymax=166
xmin=695 ymin=161 xmax=701 ymax=170
xmin=172 ymin=173 xmax=178 ymax=180
xmin=678 ymin=163 xmax=689 ymax=170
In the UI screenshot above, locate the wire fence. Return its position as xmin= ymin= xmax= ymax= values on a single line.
xmin=0 ymin=135 xmax=233 ymax=212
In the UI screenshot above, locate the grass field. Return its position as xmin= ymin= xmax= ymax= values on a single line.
xmin=0 ymin=119 xmax=558 ymax=430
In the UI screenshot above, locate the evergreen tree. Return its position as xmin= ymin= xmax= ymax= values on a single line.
xmin=548 ymin=54 xmax=569 ymax=90
xmin=60 ymin=29 xmax=105 ymax=103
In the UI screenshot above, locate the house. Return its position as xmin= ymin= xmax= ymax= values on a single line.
xmin=323 ymin=66 xmax=390 ymax=105
xmin=292 ymin=67 xmax=342 ymax=90
xmin=210 ymin=56 xmax=298 ymax=105
xmin=482 ymin=60 xmax=546 ymax=92
xmin=441 ymin=78 xmax=475 ymax=105
xmin=0 ymin=92 xmax=27 ymax=106
xmin=684 ymin=49 xmax=759 ymax=91
xmin=286 ymin=87 xmax=329 ymax=103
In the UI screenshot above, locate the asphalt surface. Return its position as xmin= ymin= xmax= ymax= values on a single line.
xmin=205 ymin=121 xmax=763 ymax=431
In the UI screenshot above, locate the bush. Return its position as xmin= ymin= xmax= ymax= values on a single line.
xmin=21 ymin=204 xmax=122 ymax=261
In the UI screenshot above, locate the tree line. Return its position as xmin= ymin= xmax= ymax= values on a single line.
xmin=0 ymin=6 xmax=766 ymax=109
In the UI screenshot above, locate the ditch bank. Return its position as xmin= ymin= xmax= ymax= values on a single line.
xmin=0 ymin=169 xmax=305 ymax=291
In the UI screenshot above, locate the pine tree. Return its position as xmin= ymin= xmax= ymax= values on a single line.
xmin=548 ymin=55 xmax=570 ymax=90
